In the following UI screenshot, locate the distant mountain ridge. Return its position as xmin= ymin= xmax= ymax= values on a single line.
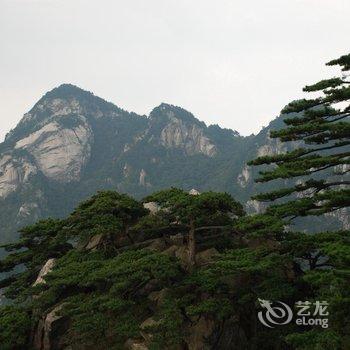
xmin=0 ymin=84 xmax=347 ymax=243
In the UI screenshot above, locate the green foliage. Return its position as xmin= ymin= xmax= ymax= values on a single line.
xmin=286 ymin=330 xmax=342 ymax=350
xmin=0 ymin=187 xmax=282 ymax=349
xmin=250 ymin=53 xmax=350 ymax=348
xmin=0 ymin=305 xmax=31 ymax=350
xmin=0 ymin=218 xmax=70 ymax=299
xmin=144 ymin=188 xmax=245 ymax=227
xmin=327 ymin=53 xmax=350 ymax=71
xmin=32 ymin=249 xmax=182 ymax=347
xmin=303 ymin=78 xmax=344 ymax=92
xmin=186 ymin=297 xmax=233 ymax=319
xmin=250 ymin=52 xmax=349 ymax=218
xmin=192 ymin=248 xmax=295 ymax=300
xmin=235 ymin=213 xmax=285 ymax=238
xmin=66 ymin=190 xmax=148 ymax=242
xmin=147 ymin=298 xmax=185 ymax=350
xmin=56 ymin=114 xmax=84 ymax=129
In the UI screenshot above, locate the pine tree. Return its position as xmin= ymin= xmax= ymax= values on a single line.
xmin=249 ymin=53 xmax=350 ymax=349
xmin=143 ymin=188 xmax=244 ymax=268
xmin=249 ymin=54 xmax=350 ymax=220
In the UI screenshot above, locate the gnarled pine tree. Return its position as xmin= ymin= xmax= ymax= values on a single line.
xmin=143 ymin=188 xmax=245 ymax=269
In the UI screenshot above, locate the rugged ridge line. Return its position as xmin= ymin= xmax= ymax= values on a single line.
xmin=0 ymin=84 xmax=347 ymax=244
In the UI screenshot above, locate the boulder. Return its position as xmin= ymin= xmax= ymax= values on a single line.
xmin=33 ymin=304 xmax=69 ymax=350
xmin=140 ymin=317 xmax=160 ymax=343
xmin=33 ymin=258 xmax=56 ymax=286
xmin=85 ymin=234 xmax=104 ymax=250
xmin=189 ymin=189 xmax=200 ymax=195
xmin=143 ymin=202 xmax=160 ymax=215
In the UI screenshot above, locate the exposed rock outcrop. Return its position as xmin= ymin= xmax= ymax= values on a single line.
xmin=85 ymin=234 xmax=104 ymax=251
xmin=237 ymin=165 xmax=251 ymax=188
xmin=33 ymin=258 xmax=56 ymax=286
xmin=139 ymin=169 xmax=148 ymax=187
xmin=140 ymin=317 xmax=160 ymax=343
xmin=0 ymin=154 xmax=37 ymax=198
xmin=143 ymin=202 xmax=161 ymax=215
xmin=33 ymin=304 xmax=69 ymax=350
xmin=159 ymin=112 xmax=217 ymax=157
xmin=246 ymin=199 xmax=266 ymax=214
xmin=325 ymin=208 xmax=350 ymax=230
xmin=17 ymin=202 xmax=40 ymax=219
xmin=15 ymin=118 xmax=92 ymax=182
xmin=256 ymin=137 xmax=287 ymax=157
xmin=189 ymin=188 xmax=200 ymax=195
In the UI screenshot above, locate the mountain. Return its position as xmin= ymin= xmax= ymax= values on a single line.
xmin=0 ymin=84 xmax=347 ymax=244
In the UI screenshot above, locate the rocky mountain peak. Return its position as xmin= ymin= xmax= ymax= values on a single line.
xmin=150 ymin=103 xmax=204 ymax=126
xmin=41 ymin=83 xmax=94 ymax=100
xmin=5 ymin=84 xmax=122 ymax=145
xmin=148 ymin=103 xmax=217 ymax=157
xmin=35 ymin=83 xmax=117 ymax=112
xmin=0 ymin=85 xmax=104 ymax=196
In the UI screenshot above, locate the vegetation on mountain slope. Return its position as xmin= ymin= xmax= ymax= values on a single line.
xmin=0 ymin=54 xmax=349 ymax=349
xmin=1 ymin=83 xmax=345 ymax=247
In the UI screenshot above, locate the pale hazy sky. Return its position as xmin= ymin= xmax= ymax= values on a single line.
xmin=1 ymin=0 xmax=350 ymax=141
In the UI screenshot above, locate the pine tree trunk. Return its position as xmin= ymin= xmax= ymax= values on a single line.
xmin=188 ymin=221 xmax=196 ymax=269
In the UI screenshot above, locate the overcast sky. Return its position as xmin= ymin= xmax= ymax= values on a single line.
xmin=1 ymin=0 xmax=350 ymax=141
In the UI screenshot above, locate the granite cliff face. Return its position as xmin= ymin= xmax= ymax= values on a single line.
xmin=14 ymin=118 xmax=92 ymax=182
xmin=0 ymin=84 xmax=346 ymax=243
xmin=156 ymin=107 xmax=217 ymax=157
xmin=0 ymin=154 xmax=37 ymax=199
